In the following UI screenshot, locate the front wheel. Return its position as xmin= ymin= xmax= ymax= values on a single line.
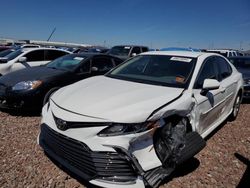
xmin=228 ymin=94 xmax=241 ymax=121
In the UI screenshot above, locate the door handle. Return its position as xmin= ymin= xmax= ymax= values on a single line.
xmin=220 ymin=87 xmax=226 ymax=93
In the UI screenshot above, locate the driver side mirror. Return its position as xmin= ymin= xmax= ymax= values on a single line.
xmin=18 ymin=57 xmax=27 ymax=63
xmin=91 ymin=66 xmax=99 ymax=72
xmin=131 ymin=53 xmax=137 ymax=57
xmin=201 ymin=79 xmax=220 ymax=95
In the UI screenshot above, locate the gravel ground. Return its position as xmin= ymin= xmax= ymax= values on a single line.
xmin=0 ymin=103 xmax=249 ymax=188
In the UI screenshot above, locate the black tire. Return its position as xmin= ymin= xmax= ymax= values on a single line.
xmin=228 ymin=93 xmax=241 ymax=121
xmin=43 ymin=87 xmax=60 ymax=106
xmin=177 ymin=132 xmax=206 ymax=165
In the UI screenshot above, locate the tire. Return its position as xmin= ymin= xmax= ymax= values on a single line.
xmin=177 ymin=131 xmax=206 ymax=165
xmin=43 ymin=87 xmax=60 ymax=106
xmin=228 ymin=93 xmax=241 ymax=121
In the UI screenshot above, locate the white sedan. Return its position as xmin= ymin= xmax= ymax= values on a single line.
xmin=39 ymin=51 xmax=243 ymax=188
xmin=0 ymin=48 xmax=70 ymax=76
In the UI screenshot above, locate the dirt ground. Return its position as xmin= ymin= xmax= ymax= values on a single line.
xmin=0 ymin=103 xmax=249 ymax=188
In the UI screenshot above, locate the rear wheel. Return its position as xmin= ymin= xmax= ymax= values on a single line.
xmin=228 ymin=93 xmax=241 ymax=121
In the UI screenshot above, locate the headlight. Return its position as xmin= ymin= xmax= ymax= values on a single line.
xmin=97 ymin=121 xmax=159 ymax=137
xmin=12 ymin=80 xmax=42 ymax=91
xmin=244 ymin=78 xmax=250 ymax=85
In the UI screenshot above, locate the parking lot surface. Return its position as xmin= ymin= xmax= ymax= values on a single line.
xmin=0 ymin=103 xmax=249 ymax=188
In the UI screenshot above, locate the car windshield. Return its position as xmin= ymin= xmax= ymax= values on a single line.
xmin=230 ymin=58 xmax=250 ymax=69
xmin=46 ymin=55 xmax=85 ymax=70
xmin=107 ymin=55 xmax=196 ymax=88
xmin=108 ymin=46 xmax=131 ymax=56
xmin=4 ymin=49 xmax=23 ymax=60
xmin=0 ymin=49 xmax=15 ymax=57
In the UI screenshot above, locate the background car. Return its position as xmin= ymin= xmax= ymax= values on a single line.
xmin=228 ymin=56 xmax=250 ymax=98
xmin=0 ymin=48 xmax=16 ymax=57
xmin=107 ymin=45 xmax=149 ymax=60
xmin=0 ymin=53 xmax=123 ymax=111
xmin=160 ymin=47 xmax=201 ymax=52
xmin=205 ymin=49 xmax=242 ymax=58
xmin=39 ymin=51 xmax=243 ymax=188
xmin=0 ymin=46 xmax=12 ymax=52
xmin=0 ymin=48 xmax=70 ymax=76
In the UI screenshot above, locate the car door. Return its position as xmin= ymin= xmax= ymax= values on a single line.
xmin=72 ymin=60 xmax=91 ymax=83
xmin=193 ymin=57 xmax=225 ymax=134
xmin=130 ymin=47 xmax=141 ymax=57
xmin=215 ymin=56 xmax=237 ymax=118
xmin=91 ymin=56 xmax=115 ymax=75
xmin=10 ymin=50 xmax=45 ymax=72
xmin=23 ymin=49 xmax=46 ymax=67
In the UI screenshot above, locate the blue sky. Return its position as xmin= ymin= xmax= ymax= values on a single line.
xmin=1 ymin=0 xmax=250 ymax=49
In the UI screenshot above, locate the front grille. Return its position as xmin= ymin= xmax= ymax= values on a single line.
xmin=40 ymin=124 xmax=137 ymax=182
xmin=53 ymin=113 xmax=111 ymax=130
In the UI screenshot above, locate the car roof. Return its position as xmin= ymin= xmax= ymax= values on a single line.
xmin=206 ymin=49 xmax=237 ymax=52
xmin=20 ymin=47 xmax=71 ymax=53
xmin=75 ymin=52 xmax=117 ymax=58
xmin=112 ymin=45 xmax=148 ymax=48
xmin=141 ymin=50 xmax=206 ymax=58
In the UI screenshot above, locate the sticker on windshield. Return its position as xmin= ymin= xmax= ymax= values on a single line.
xmin=74 ymin=57 xmax=84 ymax=61
xmin=170 ymin=57 xmax=192 ymax=62
xmin=124 ymin=46 xmax=131 ymax=49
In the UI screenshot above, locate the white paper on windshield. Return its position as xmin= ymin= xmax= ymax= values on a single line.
xmin=124 ymin=46 xmax=131 ymax=49
xmin=170 ymin=57 xmax=192 ymax=62
xmin=74 ymin=57 xmax=84 ymax=61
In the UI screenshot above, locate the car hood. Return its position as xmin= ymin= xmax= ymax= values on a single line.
xmin=0 ymin=66 xmax=66 ymax=86
xmin=51 ymin=76 xmax=184 ymax=123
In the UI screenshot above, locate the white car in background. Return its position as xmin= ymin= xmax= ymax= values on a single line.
xmin=0 ymin=48 xmax=70 ymax=76
xmin=206 ymin=49 xmax=241 ymax=58
xmin=39 ymin=51 xmax=243 ymax=188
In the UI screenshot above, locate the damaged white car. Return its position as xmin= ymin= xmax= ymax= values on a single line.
xmin=39 ymin=51 xmax=243 ymax=188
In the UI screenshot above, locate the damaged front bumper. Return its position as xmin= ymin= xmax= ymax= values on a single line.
xmin=39 ymin=121 xmax=206 ymax=188
xmin=39 ymin=101 xmax=206 ymax=188
xmin=39 ymin=123 xmax=146 ymax=188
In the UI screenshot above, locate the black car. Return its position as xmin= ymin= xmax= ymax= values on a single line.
xmin=0 ymin=53 xmax=122 ymax=111
xmin=229 ymin=56 xmax=250 ymax=98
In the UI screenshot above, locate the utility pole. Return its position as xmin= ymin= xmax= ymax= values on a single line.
xmin=47 ymin=27 xmax=56 ymax=41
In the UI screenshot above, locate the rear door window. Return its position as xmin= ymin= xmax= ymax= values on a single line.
xmin=24 ymin=50 xmax=45 ymax=62
xmin=142 ymin=47 xmax=149 ymax=52
xmin=215 ymin=57 xmax=232 ymax=80
xmin=45 ymin=50 xmax=68 ymax=61
xmin=92 ymin=57 xmax=114 ymax=72
xmin=131 ymin=47 xmax=141 ymax=55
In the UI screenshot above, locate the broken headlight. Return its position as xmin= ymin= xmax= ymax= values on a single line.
xmin=98 ymin=122 xmax=157 ymax=137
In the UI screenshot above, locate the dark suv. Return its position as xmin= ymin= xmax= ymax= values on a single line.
xmin=107 ymin=45 xmax=149 ymax=61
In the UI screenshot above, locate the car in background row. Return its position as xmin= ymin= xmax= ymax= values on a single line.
xmin=39 ymin=51 xmax=243 ymax=188
xmin=160 ymin=47 xmax=201 ymax=52
xmin=228 ymin=56 xmax=250 ymax=98
xmin=0 ymin=48 xmax=16 ymax=57
xmin=0 ymin=53 xmax=122 ymax=111
xmin=0 ymin=48 xmax=70 ymax=76
xmin=0 ymin=46 xmax=12 ymax=52
xmin=206 ymin=49 xmax=242 ymax=58
xmin=107 ymin=45 xmax=149 ymax=61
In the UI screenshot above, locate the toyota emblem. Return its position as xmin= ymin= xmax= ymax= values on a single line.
xmin=56 ymin=118 xmax=68 ymax=131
